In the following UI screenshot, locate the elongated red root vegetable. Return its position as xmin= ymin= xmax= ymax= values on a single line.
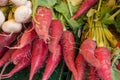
xmin=48 ymin=20 xmax=63 ymax=54
xmin=29 ymin=38 xmax=48 ymax=80
xmin=117 ymin=42 xmax=120 ymax=48
xmin=89 ymin=66 xmax=99 ymax=80
xmin=95 ymin=47 xmax=112 ymax=80
xmin=32 ymin=7 xmax=52 ymax=43
xmin=71 ymin=0 xmax=97 ymax=19
xmin=0 ymin=54 xmax=31 ymax=79
xmin=75 ymin=53 xmax=87 ymax=80
xmin=0 ymin=32 xmax=17 ymax=48
xmin=0 ymin=47 xmax=8 ymax=58
xmin=61 ymin=31 xmax=78 ymax=80
xmin=42 ymin=44 xmax=62 ymax=80
xmin=10 ymin=24 xmax=37 ymax=49
xmin=11 ymin=44 xmax=31 ymax=64
xmin=80 ymin=39 xmax=101 ymax=68
xmin=0 ymin=49 xmax=15 ymax=68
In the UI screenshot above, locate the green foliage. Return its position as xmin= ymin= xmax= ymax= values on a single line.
xmin=112 ymin=49 xmax=120 ymax=80
xmin=115 ymin=14 xmax=120 ymax=33
xmin=38 ymin=0 xmax=57 ymax=8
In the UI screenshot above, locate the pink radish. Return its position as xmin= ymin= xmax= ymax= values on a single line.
xmin=71 ymin=0 xmax=98 ymax=19
xmin=10 ymin=24 xmax=37 ymax=49
xmin=0 ymin=32 xmax=17 ymax=47
xmin=80 ymin=39 xmax=101 ymax=68
xmin=95 ymin=47 xmax=112 ymax=80
xmin=0 ymin=49 xmax=15 ymax=68
xmin=0 ymin=54 xmax=31 ymax=79
xmin=117 ymin=42 xmax=120 ymax=48
xmin=48 ymin=20 xmax=63 ymax=54
xmin=11 ymin=44 xmax=31 ymax=64
xmin=0 ymin=47 xmax=8 ymax=58
xmin=42 ymin=44 xmax=62 ymax=80
xmin=32 ymin=6 xmax=52 ymax=43
xmin=75 ymin=53 xmax=87 ymax=80
xmin=29 ymin=38 xmax=48 ymax=80
xmin=61 ymin=31 xmax=78 ymax=80
xmin=89 ymin=66 xmax=99 ymax=80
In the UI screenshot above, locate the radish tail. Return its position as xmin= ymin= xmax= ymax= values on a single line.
xmin=0 ymin=62 xmax=10 ymax=80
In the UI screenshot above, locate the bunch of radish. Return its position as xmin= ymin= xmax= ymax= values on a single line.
xmin=0 ymin=5 xmax=65 ymax=80
xmin=0 ymin=0 xmax=116 ymax=80
xmin=71 ymin=39 xmax=112 ymax=80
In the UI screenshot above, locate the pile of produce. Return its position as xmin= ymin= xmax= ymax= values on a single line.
xmin=0 ymin=0 xmax=120 ymax=80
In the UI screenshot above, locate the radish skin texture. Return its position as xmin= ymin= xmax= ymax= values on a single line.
xmin=117 ymin=42 xmax=120 ymax=48
xmin=0 ymin=10 xmax=5 ymax=26
xmin=61 ymin=31 xmax=78 ymax=80
xmin=0 ymin=54 xmax=31 ymax=79
xmin=14 ymin=6 xmax=32 ymax=23
xmin=2 ymin=19 xmax=22 ymax=33
xmin=89 ymin=66 xmax=99 ymax=80
xmin=0 ymin=33 xmax=17 ymax=47
xmin=42 ymin=45 xmax=62 ymax=80
xmin=0 ymin=47 xmax=8 ymax=58
xmin=0 ymin=0 xmax=8 ymax=6
xmin=11 ymin=44 xmax=31 ymax=64
xmin=11 ymin=24 xmax=37 ymax=49
xmin=95 ymin=47 xmax=112 ymax=80
xmin=80 ymin=39 xmax=101 ymax=68
xmin=32 ymin=7 xmax=52 ymax=43
xmin=48 ymin=20 xmax=63 ymax=55
xmin=75 ymin=53 xmax=87 ymax=80
xmin=0 ymin=49 xmax=14 ymax=67
xmin=29 ymin=38 xmax=48 ymax=80
xmin=10 ymin=0 xmax=27 ymax=6
xmin=71 ymin=0 xmax=98 ymax=19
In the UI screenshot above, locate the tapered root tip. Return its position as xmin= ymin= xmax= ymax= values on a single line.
xmin=5 ymin=46 xmax=22 ymax=49
xmin=0 ymin=74 xmax=11 ymax=79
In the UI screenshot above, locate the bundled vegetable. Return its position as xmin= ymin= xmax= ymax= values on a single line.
xmin=0 ymin=53 xmax=31 ymax=79
xmin=61 ymin=31 xmax=78 ymax=80
xmin=32 ymin=6 xmax=52 ymax=43
xmin=75 ymin=53 xmax=87 ymax=80
xmin=95 ymin=47 xmax=112 ymax=80
xmin=42 ymin=44 xmax=62 ymax=80
xmin=71 ymin=0 xmax=98 ymax=19
xmin=79 ymin=39 xmax=101 ymax=68
xmin=0 ymin=49 xmax=14 ymax=68
xmin=89 ymin=66 xmax=99 ymax=80
xmin=11 ymin=44 xmax=32 ymax=64
xmin=29 ymin=38 xmax=48 ymax=80
xmin=0 ymin=0 xmax=120 ymax=80
xmin=48 ymin=20 xmax=63 ymax=55
xmin=9 ymin=24 xmax=37 ymax=49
